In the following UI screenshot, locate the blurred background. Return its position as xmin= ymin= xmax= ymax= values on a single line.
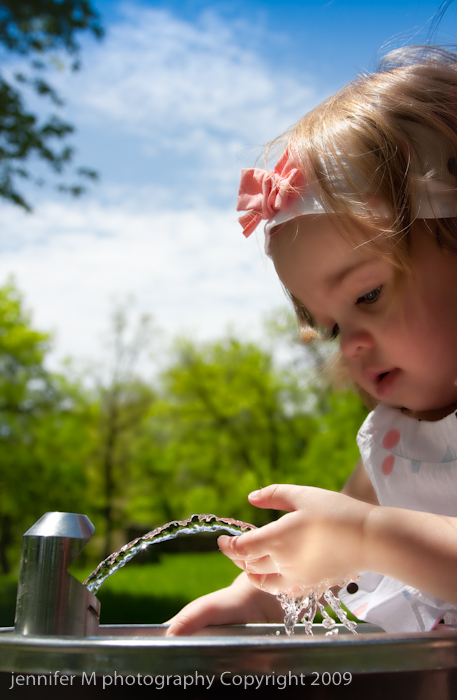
xmin=0 ymin=0 xmax=455 ymax=625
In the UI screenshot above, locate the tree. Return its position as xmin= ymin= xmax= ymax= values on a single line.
xmin=129 ymin=336 xmax=317 ymax=527
xmin=0 ymin=1 xmax=103 ymax=209
xmin=88 ymin=301 xmax=156 ymax=558
xmin=264 ymin=305 xmax=368 ymax=488
xmin=298 ymin=390 xmax=368 ymax=492
xmin=0 ymin=280 xmax=93 ymax=572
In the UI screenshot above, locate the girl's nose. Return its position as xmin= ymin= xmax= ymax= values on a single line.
xmin=339 ymin=327 xmax=374 ymax=359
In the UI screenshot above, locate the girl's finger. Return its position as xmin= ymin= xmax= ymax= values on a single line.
xmin=249 ymin=484 xmax=307 ymax=511
xmin=246 ymin=572 xmax=284 ymax=595
xmin=216 ymin=535 xmax=250 ymax=569
xmin=244 ymin=555 xmax=280 ymax=575
xmin=165 ymin=588 xmax=253 ymax=636
xmin=218 ymin=530 xmax=276 ymax=561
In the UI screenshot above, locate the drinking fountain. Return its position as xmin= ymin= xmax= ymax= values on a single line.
xmin=0 ymin=512 xmax=456 ymax=699
xmin=14 ymin=512 xmax=100 ymax=637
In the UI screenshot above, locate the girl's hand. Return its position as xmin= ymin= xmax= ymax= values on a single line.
xmin=165 ymin=572 xmax=284 ymax=636
xmin=217 ymin=484 xmax=375 ymax=595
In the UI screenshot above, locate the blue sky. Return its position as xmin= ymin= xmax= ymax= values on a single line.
xmin=0 ymin=0 xmax=455 ymax=369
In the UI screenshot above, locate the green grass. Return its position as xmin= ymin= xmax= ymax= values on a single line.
xmin=0 ymin=572 xmax=19 ymax=627
xmin=0 ymin=552 xmax=358 ymax=627
xmin=79 ymin=551 xmax=240 ymax=599
xmin=75 ymin=551 xmax=241 ymax=624
xmin=0 ymin=552 xmax=241 ymax=627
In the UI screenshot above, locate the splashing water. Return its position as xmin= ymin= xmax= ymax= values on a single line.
xmin=277 ymin=579 xmax=359 ymax=637
xmin=84 ymin=514 xmax=257 ymax=595
xmin=83 ymin=513 xmax=358 ymax=637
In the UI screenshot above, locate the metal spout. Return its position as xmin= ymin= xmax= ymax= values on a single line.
xmin=14 ymin=512 xmax=100 ymax=637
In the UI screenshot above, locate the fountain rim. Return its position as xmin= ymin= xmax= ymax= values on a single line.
xmin=1 ymin=624 xmax=457 ymax=676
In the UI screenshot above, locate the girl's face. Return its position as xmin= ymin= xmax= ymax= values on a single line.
xmin=270 ymin=215 xmax=457 ymax=417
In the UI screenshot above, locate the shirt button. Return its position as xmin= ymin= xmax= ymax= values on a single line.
xmin=346 ymin=582 xmax=359 ymax=594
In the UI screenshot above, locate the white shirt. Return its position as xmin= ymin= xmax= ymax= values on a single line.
xmin=339 ymin=403 xmax=457 ymax=632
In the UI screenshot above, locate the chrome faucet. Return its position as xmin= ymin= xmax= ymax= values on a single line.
xmin=14 ymin=512 xmax=100 ymax=636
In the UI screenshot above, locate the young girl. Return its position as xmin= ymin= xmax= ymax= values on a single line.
xmin=167 ymin=46 xmax=457 ymax=636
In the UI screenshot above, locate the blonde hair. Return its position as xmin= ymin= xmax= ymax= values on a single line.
xmin=272 ymin=46 xmax=457 ymax=399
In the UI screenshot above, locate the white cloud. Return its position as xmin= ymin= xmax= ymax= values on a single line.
xmin=0 ymin=4 xmax=328 ymax=369
xmin=0 ymin=195 xmax=285 ymax=369
xmin=58 ymin=5 xmax=320 ymax=168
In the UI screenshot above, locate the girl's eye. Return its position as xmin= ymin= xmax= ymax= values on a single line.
xmin=357 ymin=286 xmax=382 ymax=305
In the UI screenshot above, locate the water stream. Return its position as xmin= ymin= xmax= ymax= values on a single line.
xmin=84 ymin=514 xmax=255 ymax=594
xmin=84 ymin=513 xmax=357 ymax=636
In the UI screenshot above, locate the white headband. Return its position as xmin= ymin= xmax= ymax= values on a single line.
xmin=237 ymin=123 xmax=457 ymax=255
xmin=265 ymin=178 xmax=457 ymax=234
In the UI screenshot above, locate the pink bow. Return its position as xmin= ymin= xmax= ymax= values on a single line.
xmin=236 ymin=150 xmax=305 ymax=237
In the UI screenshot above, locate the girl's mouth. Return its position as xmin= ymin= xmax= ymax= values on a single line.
xmin=363 ymin=367 xmax=400 ymax=398
xmin=374 ymin=368 xmax=400 ymax=398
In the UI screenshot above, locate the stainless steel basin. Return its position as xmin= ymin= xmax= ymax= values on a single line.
xmin=0 ymin=622 xmax=455 ymax=675
xmin=0 ymin=623 xmax=457 ymax=698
